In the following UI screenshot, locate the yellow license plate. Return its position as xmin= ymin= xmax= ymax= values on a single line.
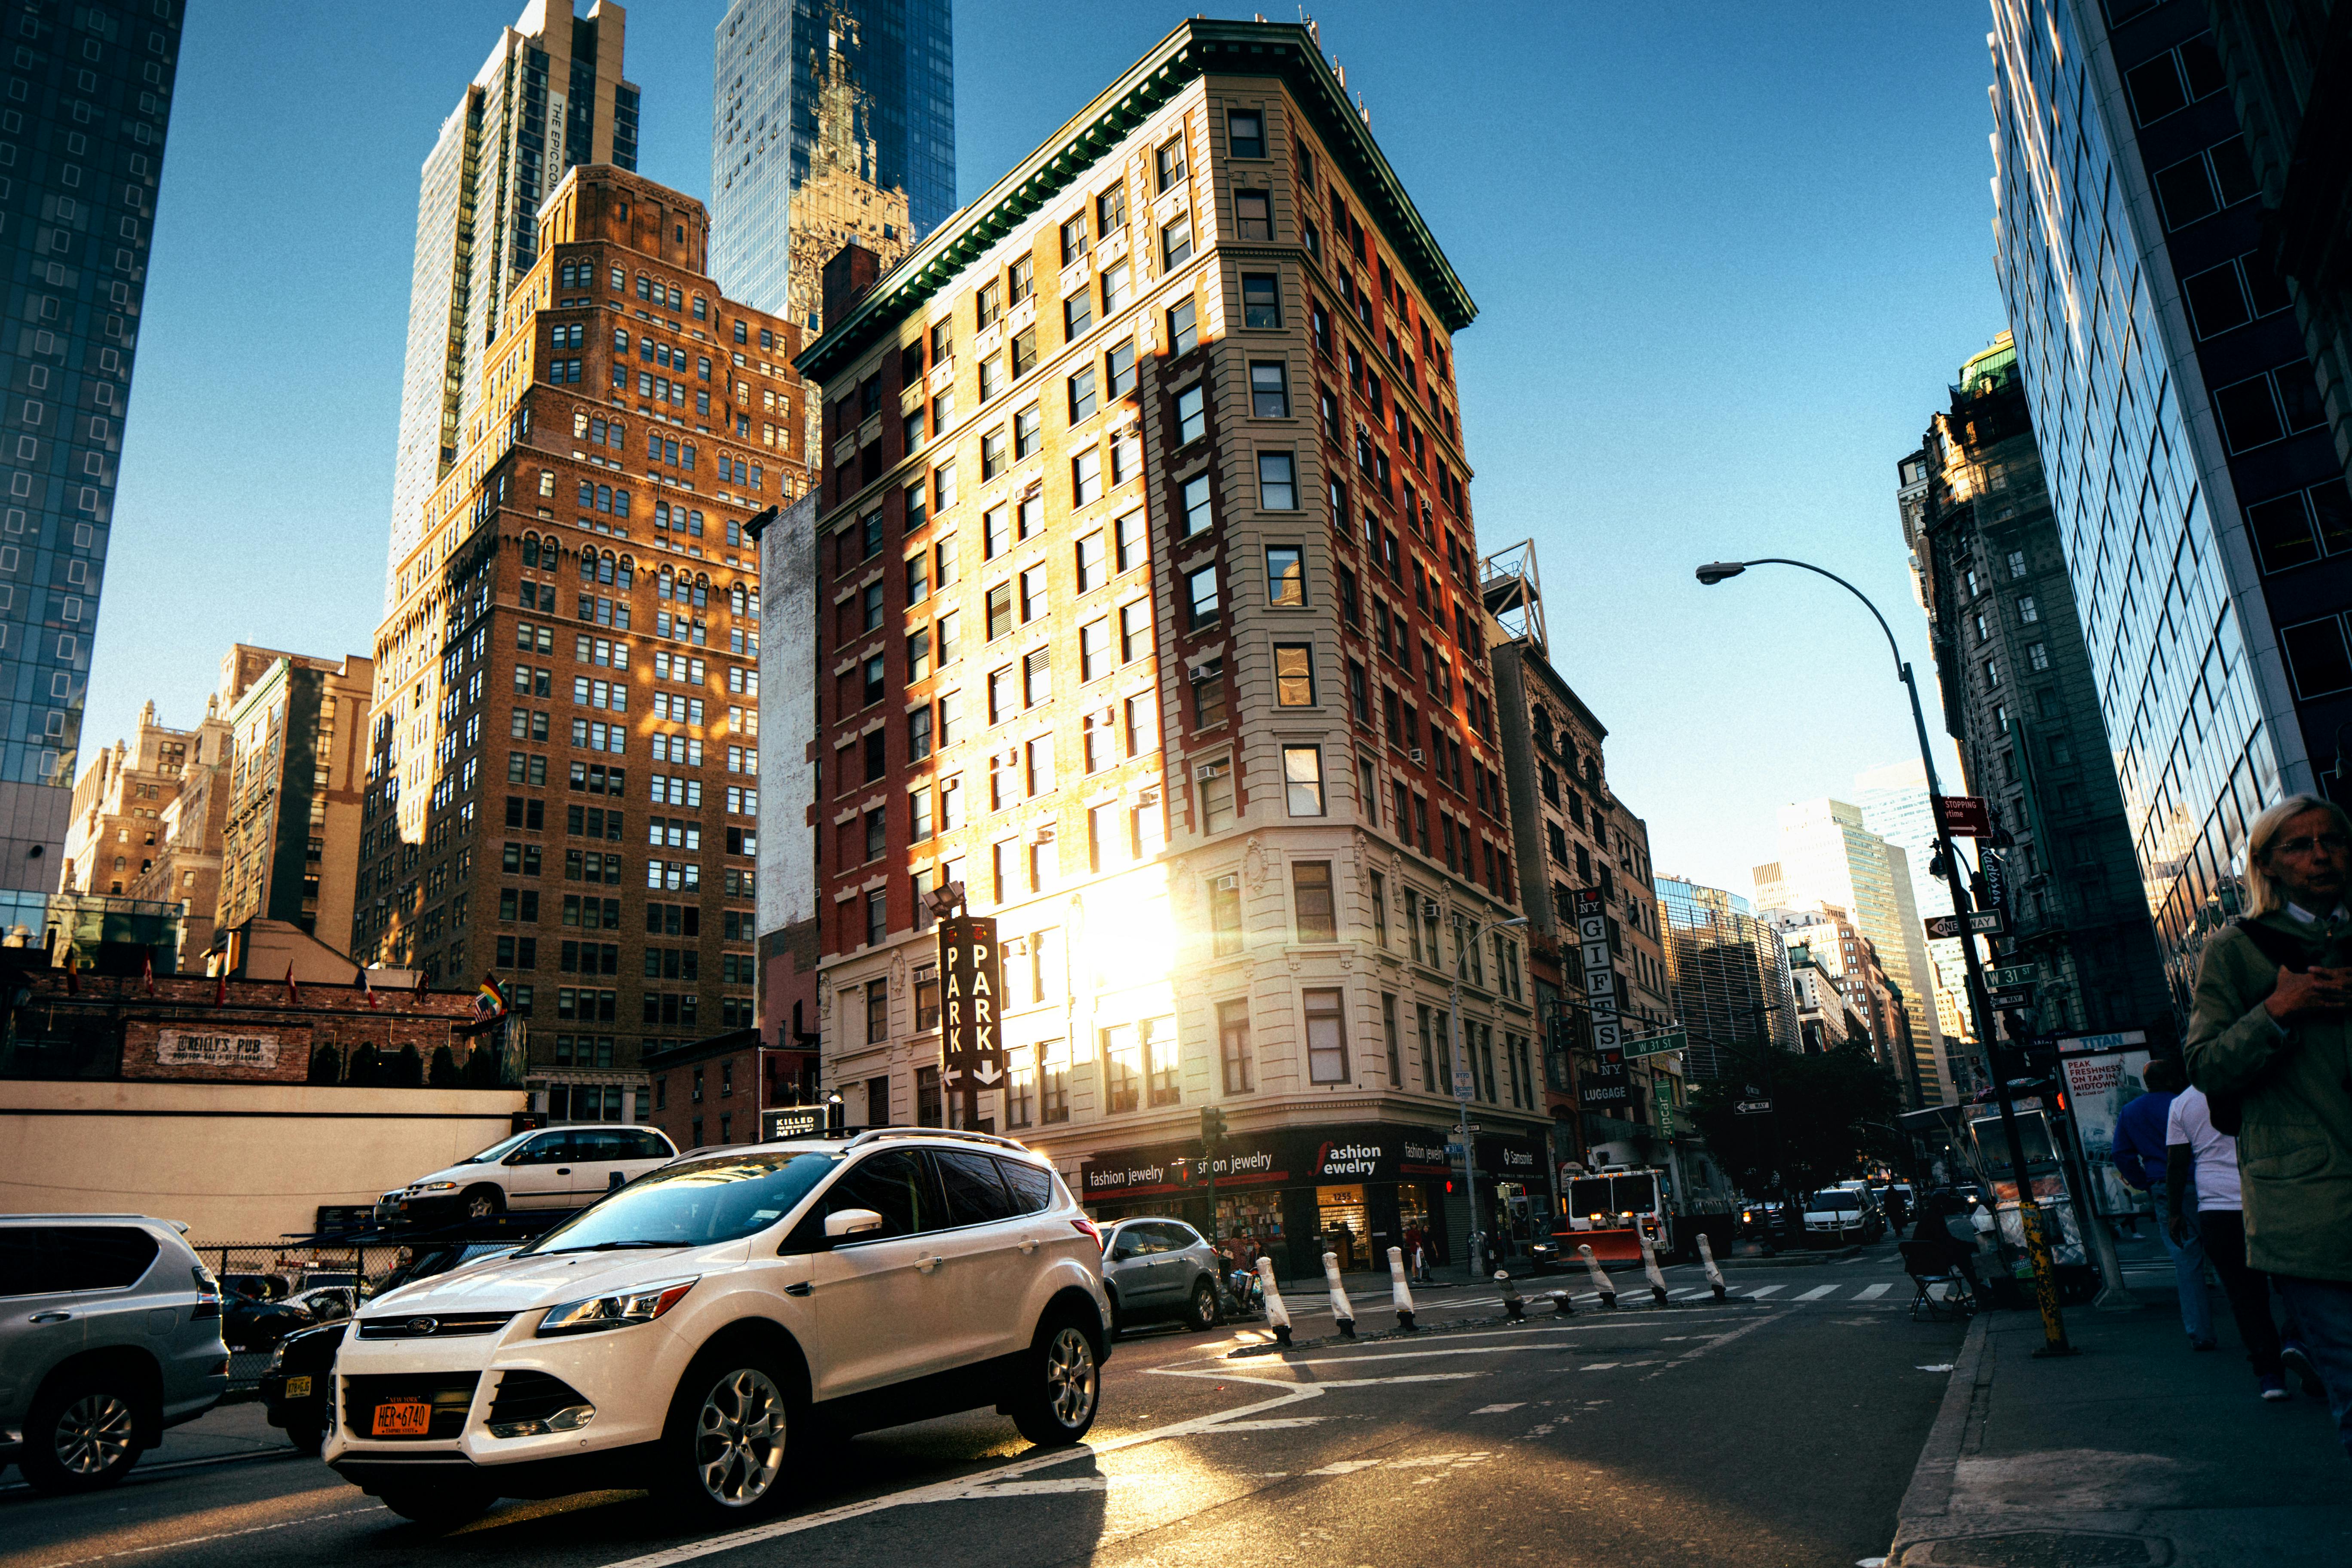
xmin=371 ymin=1400 xmax=432 ymax=1437
xmin=285 ymin=1376 xmax=311 ymax=1399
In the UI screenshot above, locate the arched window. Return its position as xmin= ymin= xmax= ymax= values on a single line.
xmin=597 ymin=554 xmax=615 ymax=586
xmin=658 ymin=566 xmax=675 ymax=600
xmin=692 ymin=576 xmax=709 ymax=608
xmin=729 ymin=583 xmax=746 ymax=616
xmin=615 ymin=557 xmax=634 ymax=590
xmin=692 ymin=294 xmax=708 ymax=321
xmin=579 ymin=549 xmax=597 ymax=583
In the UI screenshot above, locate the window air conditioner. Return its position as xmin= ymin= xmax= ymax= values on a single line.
xmin=1409 ymin=748 xmax=1424 ymax=764
xmin=1421 ymin=897 xmax=1440 ymax=919
xmin=1215 ymin=874 xmax=1238 ymax=892
xmin=1195 ymin=760 xmax=1227 ymax=780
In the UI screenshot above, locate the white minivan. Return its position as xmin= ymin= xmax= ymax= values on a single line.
xmin=326 ymin=1128 xmax=1112 ymax=1529
xmin=390 ymin=1126 xmax=677 ymax=1224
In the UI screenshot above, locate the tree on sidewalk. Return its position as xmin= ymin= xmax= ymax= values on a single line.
xmin=1686 ymin=1041 xmax=1904 ymax=1196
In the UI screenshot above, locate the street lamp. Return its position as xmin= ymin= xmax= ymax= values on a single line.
xmin=1697 ymin=555 xmax=2075 ymax=1356
xmin=1449 ymin=912 xmax=1528 ymax=1279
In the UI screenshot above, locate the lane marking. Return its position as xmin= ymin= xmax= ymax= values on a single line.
xmin=1795 ymin=1285 xmax=1839 ymax=1301
xmin=35 ymin=1504 xmax=388 ymax=1568
xmin=1209 ymin=1418 xmax=1327 ymax=1430
xmin=1305 ymin=1459 xmax=1383 ymax=1475
xmin=1856 ymin=1284 xmax=1891 ymax=1300
xmin=1581 ymin=1362 xmax=1618 ymax=1370
xmin=592 ymin=1368 xmax=1322 ymax=1568
xmin=1469 ymin=1403 xmax=1524 ymax=1414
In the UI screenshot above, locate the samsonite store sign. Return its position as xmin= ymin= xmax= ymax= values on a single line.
xmin=1077 ymin=1122 xmax=1547 ymax=1200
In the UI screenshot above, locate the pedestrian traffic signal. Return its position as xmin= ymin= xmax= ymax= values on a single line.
xmin=1200 ymin=1106 xmax=1227 ymax=1145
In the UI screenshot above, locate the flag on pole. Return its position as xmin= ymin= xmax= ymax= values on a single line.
xmin=285 ymin=964 xmax=299 ymax=1006
xmin=213 ymin=968 xmax=227 ymax=1007
xmin=142 ymin=950 xmax=156 ymax=997
xmin=360 ymin=967 xmax=380 ymax=1009
xmin=475 ymin=973 xmax=506 ymax=1019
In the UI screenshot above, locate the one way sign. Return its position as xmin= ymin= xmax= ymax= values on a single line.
xmin=1923 ymin=911 xmax=2006 ymax=939
xmin=939 ymin=914 xmax=1006 ymax=1094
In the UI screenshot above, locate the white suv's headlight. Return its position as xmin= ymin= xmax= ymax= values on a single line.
xmin=537 ymin=1277 xmax=697 ymax=1337
xmin=412 ymin=1180 xmax=458 ymax=1194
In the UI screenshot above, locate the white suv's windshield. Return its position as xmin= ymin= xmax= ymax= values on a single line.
xmin=520 ymin=1151 xmax=841 ymax=1255
xmin=1810 ymin=1191 xmax=1862 ymax=1212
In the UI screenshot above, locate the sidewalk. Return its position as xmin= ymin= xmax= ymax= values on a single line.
xmin=1887 ymin=1246 xmax=2352 ymax=1567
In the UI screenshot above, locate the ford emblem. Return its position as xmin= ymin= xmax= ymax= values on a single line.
xmin=407 ymin=1317 xmax=438 ymax=1335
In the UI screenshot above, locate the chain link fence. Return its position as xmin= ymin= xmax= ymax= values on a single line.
xmin=190 ymin=1240 xmax=415 ymax=1390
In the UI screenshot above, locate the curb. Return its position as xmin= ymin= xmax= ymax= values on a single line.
xmin=1884 ymin=1308 xmax=1992 ymax=1564
xmin=1715 ymin=1246 xmax=1863 ymax=1269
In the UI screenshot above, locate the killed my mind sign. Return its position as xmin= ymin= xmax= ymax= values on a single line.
xmin=939 ymin=913 xmax=1006 ymax=1092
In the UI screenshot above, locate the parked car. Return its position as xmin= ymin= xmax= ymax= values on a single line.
xmin=220 ymin=1280 xmax=314 ymax=1353
xmin=324 ymin=1128 xmax=1111 ymax=1529
xmin=260 ymin=1240 xmax=518 ymax=1454
xmin=0 ymin=1215 xmax=230 ymax=1494
xmin=1802 ymin=1188 xmax=1871 ymax=1247
xmin=1097 ymin=1218 xmax=1223 ymax=1332
xmin=290 ymin=1286 xmax=357 ymax=1323
xmin=386 ymin=1125 xmax=679 ymax=1225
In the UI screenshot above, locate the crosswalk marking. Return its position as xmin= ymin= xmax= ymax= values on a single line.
xmin=1795 ymin=1285 xmax=1839 ymax=1301
xmin=1856 ymin=1283 xmax=1890 ymax=1300
xmin=1746 ymin=1285 xmax=1785 ymax=1298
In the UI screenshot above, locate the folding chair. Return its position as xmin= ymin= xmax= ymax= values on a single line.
xmin=1899 ymin=1239 xmax=1975 ymax=1321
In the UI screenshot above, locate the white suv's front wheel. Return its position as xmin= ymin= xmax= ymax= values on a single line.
xmin=1008 ymin=1315 xmax=1100 ymax=1447
xmin=661 ymin=1353 xmax=793 ymax=1522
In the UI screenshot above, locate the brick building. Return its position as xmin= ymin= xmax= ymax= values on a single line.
xmin=793 ymin=18 xmax=1550 ymax=1273
xmin=215 ymin=648 xmax=373 ymax=944
xmin=355 ymin=162 xmax=811 ymax=1130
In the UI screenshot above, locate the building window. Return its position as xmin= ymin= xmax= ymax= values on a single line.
xmin=1283 ymin=745 xmax=1326 ymax=817
xmin=2027 ymin=641 xmax=2049 ymax=671
xmin=1293 ymin=860 xmax=1336 ymax=942
xmin=1274 ymin=643 xmax=1315 ymax=706
xmin=1102 ymin=1024 xmax=1141 ymax=1113
xmin=1266 ymin=545 xmax=1306 ymax=605
xmin=1383 ymin=993 xmax=1403 ymax=1086
xmin=1174 ymin=383 xmax=1207 ymax=446
xmin=1303 ymin=987 xmax=1348 ymax=1084
xmin=1181 ymin=475 xmax=1214 ymax=537
xmin=1156 ymin=135 xmax=1186 ymax=192
xmin=1040 ymin=1040 xmax=1069 ymax=1123
xmin=1240 ymin=273 xmax=1280 ymax=328
xmin=1250 ymin=360 xmax=1289 ymax=417
xmin=2213 ymin=362 xmax=2328 ymax=453
xmin=1187 ymin=565 xmax=1221 ymax=631
xmin=1168 ymin=297 xmax=1199 ymax=356
xmin=1209 ymin=875 xmax=1243 ymax=956
xmin=1227 ymin=109 xmax=1265 ymax=159
xmin=2149 ymin=136 xmax=2259 ymax=231
xmin=2018 ymin=594 xmax=2038 ymax=624
xmin=1218 ymin=999 xmax=1253 ymax=1093
xmin=1235 ymin=189 xmax=1271 ymax=240
xmin=1161 ymin=216 xmax=1194 ymax=270
xmin=1258 ymin=451 xmax=1297 ymax=510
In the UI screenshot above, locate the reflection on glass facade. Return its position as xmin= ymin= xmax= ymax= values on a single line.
xmin=0 ymin=4 xmax=181 ymax=890
xmin=711 ymin=0 xmax=956 ymax=332
xmin=1986 ymin=0 xmax=2352 ymax=1007
xmin=1656 ymin=876 xmax=1799 ymax=1082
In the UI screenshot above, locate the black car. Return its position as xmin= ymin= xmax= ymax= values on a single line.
xmin=221 ymin=1283 xmax=313 ymax=1354
xmin=258 ymin=1240 xmax=517 ymax=1454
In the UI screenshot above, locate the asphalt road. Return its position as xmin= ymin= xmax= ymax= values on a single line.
xmin=3 ymin=1242 xmax=1967 ymax=1568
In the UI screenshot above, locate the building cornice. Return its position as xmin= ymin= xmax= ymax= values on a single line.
xmin=796 ymin=18 xmax=1476 ymax=386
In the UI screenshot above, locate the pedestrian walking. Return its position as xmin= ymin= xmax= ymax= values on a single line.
xmin=2165 ymin=1084 xmax=2287 ymax=1398
xmin=2186 ymin=792 xmax=2352 ymax=1453
xmin=2115 ymin=1056 xmax=2216 ymax=1350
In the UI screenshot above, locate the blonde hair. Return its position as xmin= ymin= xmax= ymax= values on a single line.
xmin=2245 ymin=793 xmax=2352 ymax=916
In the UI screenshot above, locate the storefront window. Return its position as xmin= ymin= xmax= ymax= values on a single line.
xmin=1216 ymin=1191 xmax=1283 ymax=1255
xmin=1317 ymin=1184 xmax=1368 ymax=1270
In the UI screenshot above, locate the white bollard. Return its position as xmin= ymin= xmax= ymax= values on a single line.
xmin=1387 ymin=1245 xmax=1418 ymax=1332
xmin=1323 ymin=1250 xmax=1356 ymax=1337
xmin=1696 ymin=1231 xmax=1728 ymax=1302
xmin=1495 ymin=1268 xmax=1525 ymax=1320
xmin=1257 ymin=1256 xmax=1292 ymax=1347
xmin=1639 ymin=1230 xmax=1671 ymax=1306
xmin=1577 ymin=1242 xmax=1618 ymax=1308
xmin=1548 ymin=1289 xmax=1575 ymax=1316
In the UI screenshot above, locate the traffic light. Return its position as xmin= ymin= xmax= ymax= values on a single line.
xmin=1200 ymin=1106 xmax=1227 ymax=1146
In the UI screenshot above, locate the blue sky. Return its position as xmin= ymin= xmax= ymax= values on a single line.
xmin=95 ymin=1 xmax=1990 ymax=897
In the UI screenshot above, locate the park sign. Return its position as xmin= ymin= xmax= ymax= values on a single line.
xmin=938 ymin=913 xmax=1005 ymax=1092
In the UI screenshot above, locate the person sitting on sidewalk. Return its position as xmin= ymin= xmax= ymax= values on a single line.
xmin=2185 ymin=793 xmax=2352 ymax=1447
xmin=2116 ymin=1056 xmax=2216 ymax=1350
xmin=2165 ymin=1085 xmax=2288 ymax=1399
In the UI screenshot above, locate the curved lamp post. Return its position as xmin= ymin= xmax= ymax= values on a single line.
xmin=1696 ymin=558 xmax=2075 ymax=1356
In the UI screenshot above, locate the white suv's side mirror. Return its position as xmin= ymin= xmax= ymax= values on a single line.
xmin=825 ymin=1208 xmax=885 ymax=1240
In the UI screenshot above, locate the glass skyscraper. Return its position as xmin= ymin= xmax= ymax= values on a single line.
xmin=1656 ymin=877 xmax=1800 ymax=1084
xmin=0 ymin=3 xmax=181 ymax=898
xmin=1989 ymin=0 xmax=2352 ymax=1005
xmin=386 ymin=0 xmax=639 ymax=601
xmin=710 ymin=0 xmax=955 ymax=333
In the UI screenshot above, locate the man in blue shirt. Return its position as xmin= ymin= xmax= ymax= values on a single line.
xmin=2115 ymin=1057 xmax=2214 ymax=1348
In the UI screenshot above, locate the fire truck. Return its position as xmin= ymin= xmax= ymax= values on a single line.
xmin=1555 ymin=1165 xmax=1680 ymax=1262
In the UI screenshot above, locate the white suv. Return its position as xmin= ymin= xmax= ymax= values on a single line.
xmin=324 ymin=1129 xmax=1111 ymax=1528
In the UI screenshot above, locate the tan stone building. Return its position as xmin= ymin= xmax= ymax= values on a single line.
xmin=796 ymin=19 xmax=1547 ymax=1272
xmin=357 ymin=162 xmax=810 ymax=1130
xmin=215 ymin=649 xmax=373 ymax=945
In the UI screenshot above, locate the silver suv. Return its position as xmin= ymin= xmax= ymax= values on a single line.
xmin=0 ymin=1216 xmax=229 ymax=1493
xmin=1099 ymin=1218 xmax=1224 ymax=1332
